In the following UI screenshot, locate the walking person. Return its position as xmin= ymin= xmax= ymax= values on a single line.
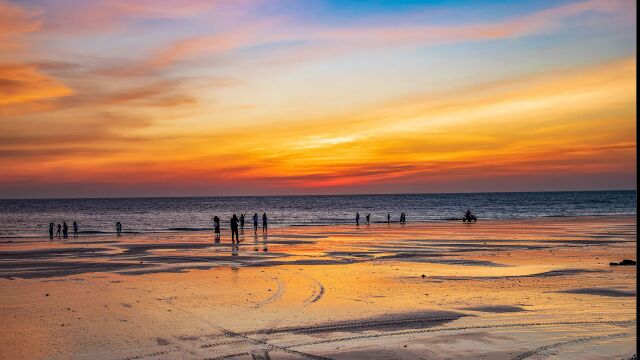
xmin=387 ymin=213 xmax=391 ymax=224
xmin=262 ymin=213 xmax=268 ymax=234
xmin=73 ymin=221 xmax=78 ymax=238
xmin=366 ymin=213 xmax=370 ymax=225
xmin=356 ymin=212 xmax=360 ymax=226
xmin=213 ymin=216 xmax=221 ymax=242
xmin=62 ymin=222 xmax=68 ymax=239
xmin=56 ymin=223 xmax=61 ymax=238
xmin=240 ymin=214 xmax=245 ymax=234
xmin=230 ymin=214 xmax=240 ymax=247
xmin=116 ymin=221 xmax=122 ymax=236
xmin=253 ymin=213 xmax=259 ymax=234
xmin=49 ymin=222 xmax=54 ymax=239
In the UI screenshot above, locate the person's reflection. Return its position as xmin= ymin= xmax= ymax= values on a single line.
xmin=253 ymin=233 xmax=259 ymax=252
xmin=231 ymin=239 xmax=239 ymax=256
xmin=262 ymin=233 xmax=268 ymax=252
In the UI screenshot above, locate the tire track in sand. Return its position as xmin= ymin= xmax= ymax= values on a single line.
xmin=252 ymin=276 xmax=286 ymax=309
xmin=277 ymin=319 xmax=635 ymax=349
xmin=511 ymin=332 xmax=629 ymax=360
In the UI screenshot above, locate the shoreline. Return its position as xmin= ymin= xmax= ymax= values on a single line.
xmin=1 ymin=213 xmax=637 ymax=240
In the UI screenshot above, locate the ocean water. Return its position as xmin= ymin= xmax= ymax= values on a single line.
xmin=0 ymin=191 xmax=635 ymax=237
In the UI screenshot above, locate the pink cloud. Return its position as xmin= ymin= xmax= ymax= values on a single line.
xmin=107 ymin=0 xmax=634 ymax=75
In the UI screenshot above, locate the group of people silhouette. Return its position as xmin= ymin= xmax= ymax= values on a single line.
xmin=212 ymin=213 xmax=269 ymax=243
xmin=355 ymin=212 xmax=406 ymax=225
xmin=48 ymin=221 xmax=78 ymax=239
xmin=49 ymin=221 xmax=123 ymax=239
xmin=48 ymin=209 xmax=477 ymax=240
xmin=212 ymin=213 xmax=269 ymax=255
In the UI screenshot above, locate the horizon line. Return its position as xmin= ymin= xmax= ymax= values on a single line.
xmin=0 ymin=188 xmax=635 ymax=201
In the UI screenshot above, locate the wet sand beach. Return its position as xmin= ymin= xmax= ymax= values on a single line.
xmin=0 ymin=216 xmax=636 ymax=359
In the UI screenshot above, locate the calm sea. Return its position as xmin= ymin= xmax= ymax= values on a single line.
xmin=0 ymin=191 xmax=635 ymax=237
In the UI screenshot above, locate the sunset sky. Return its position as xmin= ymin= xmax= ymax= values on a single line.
xmin=0 ymin=0 xmax=636 ymax=198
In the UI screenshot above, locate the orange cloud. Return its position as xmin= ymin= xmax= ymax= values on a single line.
xmin=0 ymin=64 xmax=72 ymax=107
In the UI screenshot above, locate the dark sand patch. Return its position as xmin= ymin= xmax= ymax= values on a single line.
xmin=462 ymin=305 xmax=526 ymax=313
xmin=0 ymin=247 xmax=113 ymax=259
xmin=118 ymin=243 xmax=213 ymax=255
xmin=0 ymin=261 xmax=156 ymax=279
xmin=556 ymin=288 xmax=636 ymax=297
xmin=247 ymin=310 xmax=467 ymax=335
xmin=426 ymin=268 xmax=604 ymax=281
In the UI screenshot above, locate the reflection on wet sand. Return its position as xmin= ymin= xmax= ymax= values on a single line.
xmin=0 ymin=215 xmax=635 ymax=359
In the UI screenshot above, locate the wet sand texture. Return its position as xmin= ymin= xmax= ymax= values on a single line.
xmin=0 ymin=215 xmax=636 ymax=359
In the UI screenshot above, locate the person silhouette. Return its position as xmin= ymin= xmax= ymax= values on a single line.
xmin=230 ymin=214 xmax=240 ymax=246
xmin=366 ymin=214 xmax=370 ymax=224
xmin=213 ymin=216 xmax=221 ymax=242
xmin=356 ymin=212 xmax=360 ymax=226
xmin=49 ymin=222 xmax=54 ymax=239
xmin=56 ymin=223 xmax=61 ymax=238
xmin=253 ymin=213 xmax=259 ymax=234
xmin=387 ymin=213 xmax=390 ymax=224
xmin=73 ymin=221 xmax=78 ymax=238
xmin=262 ymin=213 xmax=268 ymax=234
xmin=62 ymin=222 xmax=68 ymax=239
xmin=116 ymin=221 xmax=122 ymax=236
xmin=240 ymin=214 xmax=245 ymax=234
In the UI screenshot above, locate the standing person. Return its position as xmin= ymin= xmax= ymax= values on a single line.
xmin=62 ymin=222 xmax=68 ymax=239
xmin=49 ymin=222 xmax=54 ymax=239
xmin=116 ymin=221 xmax=122 ymax=236
xmin=253 ymin=213 xmax=259 ymax=234
xmin=387 ymin=213 xmax=391 ymax=224
xmin=240 ymin=214 xmax=245 ymax=234
xmin=262 ymin=213 xmax=268 ymax=234
xmin=230 ymin=214 xmax=240 ymax=246
xmin=73 ymin=221 xmax=78 ymax=238
xmin=366 ymin=213 xmax=370 ymax=224
xmin=56 ymin=223 xmax=61 ymax=238
xmin=356 ymin=212 xmax=360 ymax=225
xmin=213 ymin=216 xmax=220 ymax=242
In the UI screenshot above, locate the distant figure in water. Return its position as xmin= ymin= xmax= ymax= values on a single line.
xmin=116 ymin=221 xmax=122 ymax=236
xmin=366 ymin=213 xmax=370 ymax=224
xmin=230 ymin=214 xmax=240 ymax=246
xmin=240 ymin=214 xmax=245 ymax=234
xmin=213 ymin=216 xmax=221 ymax=242
xmin=356 ymin=212 xmax=360 ymax=225
xmin=62 ymin=222 xmax=68 ymax=239
xmin=262 ymin=213 xmax=268 ymax=234
xmin=400 ymin=212 xmax=406 ymax=224
xmin=73 ymin=221 xmax=78 ymax=238
xmin=253 ymin=213 xmax=259 ymax=234
xmin=387 ymin=214 xmax=391 ymax=224
xmin=56 ymin=223 xmax=61 ymax=238
xmin=49 ymin=222 xmax=54 ymax=239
